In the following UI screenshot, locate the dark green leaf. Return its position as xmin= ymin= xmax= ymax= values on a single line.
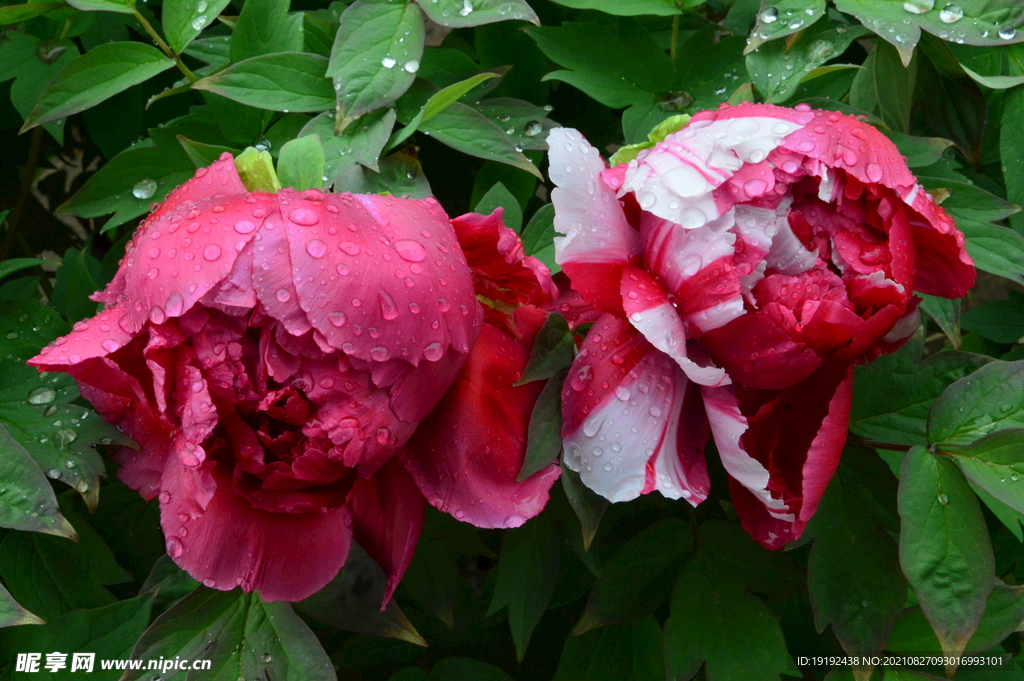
xmin=297 ymin=542 xmax=426 ymax=645
xmin=193 ymin=52 xmax=335 ymax=112
xmin=390 ymin=668 xmax=429 ymax=681
xmin=575 ymin=518 xmax=694 ymax=634
xmin=849 ymin=41 xmax=916 ymax=133
xmin=277 ymin=134 xmax=326 ymax=190
xmin=177 ymin=135 xmax=239 ymax=168
xmin=301 ymin=108 xmax=396 ymax=182
xmin=65 ymin=0 xmax=132 ymax=13
xmin=328 ymin=0 xmax=424 ymax=130
xmin=548 ymin=0 xmax=679 ymax=16
xmin=22 ymin=43 xmax=175 ymax=131
xmin=561 ymin=462 xmax=609 ymax=553
xmin=476 ymin=98 xmax=559 ymax=152
xmin=419 ymin=0 xmax=538 ymax=28
xmin=919 ymin=176 xmax=1019 ymax=223
xmin=51 ymin=247 xmax=103 ymax=324
xmin=0 ymin=422 xmax=76 ymax=538
xmin=949 ymin=429 xmax=1024 ymax=516
xmin=898 ymin=446 xmax=994 ymax=659
xmin=0 ymin=300 xmax=132 ymax=510
xmin=429 ymin=658 xmax=515 ymax=681
xmin=398 ymin=533 xmax=459 ymax=628
xmin=0 ymin=259 xmax=46 ymax=282
xmin=0 ymin=582 xmax=43 ymax=628
xmin=698 ymin=519 xmax=803 ymax=600
xmin=230 ymin=0 xmax=304 ymax=62
xmin=488 ymin=512 xmax=560 ymax=660
xmin=526 ymin=21 xmax=674 ymax=109
xmin=852 ymin=330 xmax=990 ymax=446
xmin=335 ymin=148 xmax=432 ymax=198
xmin=919 ymin=294 xmax=961 ymax=350
xmin=806 ymin=462 xmax=906 ymax=657
xmin=521 ymin=203 xmax=558 ymax=273
xmin=962 ymin=299 xmax=1024 ymax=344
xmin=928 ymin=361 xmax=1024 ymax=445
xmin=123 ymin=588 xmax=335 ymax=681
xmin=185 ymin=35 xmax=232 ymax=66
xmin=746 ymin=21 xmax=866 ymax=103
xmin=163 ymin=0 xmax=232 ymax=54
xmin=675 ymin=30 xmax=749 ymax=113
xmin=421 ymin=102 xmax=541 ymax=178
xmin=664 ymin=544 xmax=790 ymax=681
xmin=915 ymin=52 xmax=986 ymax=166
xmin=553 ymin=617 xmax=664 ymax=681
xmin=517 ymin=313 xmax=574 ymax=385
xmin=474 ymin=181 xmax=523 ymax=233
xmin=0 ymin=3 xmax=65 ymax=25
xmin=745 ymin=0 xmax=827 ymax=53
xmin=519 ymin=369 xmax=565 ymax=481
xmin=1002 ymin=85 xmax=1024 ymax=233
xmin=957 ymin=219 xmax=1024 ymax=285
xmin=887 ymin=131 xmax=955 ymax=168
xmin=140 ymin=555 xmax=201 ymax=613
xmin=2 ymin=34 xmax=79 ymax=143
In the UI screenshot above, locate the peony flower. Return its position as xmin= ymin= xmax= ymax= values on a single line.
xmin=28 ymin=153 xmax=558 ymax=601
xmin=549 ymin=103 xmax=974 ymax=548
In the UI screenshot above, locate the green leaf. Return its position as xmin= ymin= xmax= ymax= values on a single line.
xmin=65 ymin=0 xmax=133 ymax=13
xmin=235 ymin=146 xmax=283 ymax=192
xmin=849 ymin=40 xmax=916 ymax=133
xmin=698 ymin=519 xmax=804 ymax=600
xmin=919 ymin=294 xmax=961 ymax=350
xmin=123 ymin=588 xmax=335 ymax=681
xmin=177 ymin=135 xmax=239 ymax=168
xmin=575 ymin=518 xmax=694 ymax=635
xmin=335 ymin=148 xmax=432 ymax=198
xmin=833 ymin=0 xmax=1024 ymax=65
xmin=488 ymin=512 xmax=560 ymax=660
xmin=0 ymin=300 xmax=131 ymax=510
xmin=898 ymin=446 xmax=994 ymax=660
xmin=919 ymin=176 xmax=1020 ymax=223
xmin=915 ymin=51 xmax=986 ymax=166
xmin=424 ymin=73 xmax=499 ymax=124
xmin=961 ymin=299 xmax=1024 ymax=344
xmin=519 ymin=369 xmax=566 ymax=482
xmin=806 ymin=462 xmax=906 ymax=657
xmin=664 ymin=538 xmax=790 ymax=681
xmin=22 ymin=43 xmax=175 ymax=131
xmin=851 ymin=330 xmax=990 ymax=446
xmin=0 ymin=500 xmax=131 ymax=622
xmin=1002 ymin=86 xmax=1024 ymax=234
xmin=301 ymin=109 xmax=396 ymax=183
xmin=0 ymin=258 xmax=48 ymax=282
xmin=140 ymin=555 xmax=201 ymax=613
xmin=949 ymin=429 xmax=1024 ymax=516
xmin=675 ymin=30 xmax=749 ymax=113
xmin=745 ymin=0 xmax=827 ymax=53
xmin=429 ymin=658 xmax=515 ymax=681
xmin=57 ymin=143 xmax=192 ymax=229
xmin=419 ymin=0 xmax=537 ymax=28
xmin=886 ymin=131 xmax=954 ymax=168
xmin=526 ymin=21 xmax=674 ymax=109
xmin=746 ymin=20 xmax=867 ymax=103
xmin=0 ymin=3 xmax=65 ymax=25
xmin=185 ymin=35 xmax=232 ymax=66
xmin=517 ymin=313 xmax=574 ymax=385
xmin=888 ymin=581 xmax=1024 ymax=654
xmin=0 ymin=421 xmax=76 ymax=539
xmin=553 ymin=617 xmax=664 ymax=681
xmin=1 ymin=34 xmax=79 ymax=143
xmin=928 ymin=361 xmax=1024 ymax=445
xmin=547 ymin=0 xmax=679 ymax=16
xmin=328 ymin=0 xmax=424 ymax=130
xmin=561 ymin=463 xmax=609 ymax=553
xmin=193 ymin=52 xmax=334 ymax=113
xmin=420 ymin=102 xmax=542 ymax=179
xmin=17 ymin=594 xmax=155 ymax=672
xmin=474 ymin=180 xmax=523 ymax=233
xmin=163 ymin=0 xmax=233 ymax=54
xmin=297 ymin=542 xmax=425 ymax=645
xmin=0 ymin=582 xmax=44 ymax=628
xmin=475 ymin=98 xmax=558 ymax=153
xmin=51 ymin=247 xmax=104 ymax=324
xmin=277 ymin=134 xmax=326 ymax=190
xmin=521 ymin=203 xmax=558 ymax=273
xmin=957 ymin=219 xmax=1024 ymax=285
xmin=230 ymin=0 xmax=304 ymax=62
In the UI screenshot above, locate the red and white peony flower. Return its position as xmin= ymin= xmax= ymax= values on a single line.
xmin=28 ymin=153 xmax=559 ymax=602
xmin=549 ymin=102 xmax=975 ymax=548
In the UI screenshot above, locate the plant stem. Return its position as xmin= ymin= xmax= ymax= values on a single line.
xmin=847 ymin=435 xmax=913 ymax=453
xmin=132 ymin=8 xmax=197 ymax=83
xmin=669 ymin=14 xmax=680 ymax=62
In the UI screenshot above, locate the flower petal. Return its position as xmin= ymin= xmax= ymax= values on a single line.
xmin=549 ymin=128 xmax=641 ymax=315
xmin=159 ymin=454 xmax=352 ymax=602
xmin=28 ymin=305 xmax=136 ymax=369
xmin=401 ymin=323 xmax=560 ymax=528
xmin=561 ymin=314 xmax=709 ymax=503
xmin=348 ymin=457 xmax=425 ymax=606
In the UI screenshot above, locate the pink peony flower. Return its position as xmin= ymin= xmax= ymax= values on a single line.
xmin=28 ymin=154 xmax=557 ymax=601
xmin=549 ymin=103 xmax=974 ymax=549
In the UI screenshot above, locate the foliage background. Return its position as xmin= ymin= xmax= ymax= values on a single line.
xmin=3 ymin=0 xmax=1024 ymax=679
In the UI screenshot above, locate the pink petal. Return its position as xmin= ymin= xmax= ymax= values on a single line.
xmin=279 ymin=190 xmax=480 ymax=366
xmin=619 ymin=264 xmax=728 ymax=387
xmin=251 ymin=210 xmax=314 ymax=337
xmin=401 ymin=323 xmax=560 ymax=529
xmin=159 ymin=454 xmax=352 ymax=602
xmin=902 ymin=186 xmax=975 ymax=298
xmin=28 ymin=305 xmax=136 ymax=369
xmin=561 ymin=314 xmax=709 ymax=503
xmin=548 ymin=128 xmax=641 ymax=315
xmin=348 ymin=457 xmax=425 ymax=606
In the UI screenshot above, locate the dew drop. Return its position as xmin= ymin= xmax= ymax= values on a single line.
xmin=202 ymin=244 xmax=222 ymax=261
xmin=276 ymin=289 xmax=291 ymax=303
xmin=27 ymin=386 xmax=56 ymax=405
xmin=938 ymin=4 xmax=963 ymax=22
xmin=132 ymin=178 xmax=157 ymax=200
xmin=403 ymin=59 xmax=420 ymax=73
xmin=759 ymin=6 xmax=778 ymax=23
xmin=999 ymin=24 xmax=1017 ymax=40
xmin=328 ymin=311 xmax=346 ymax=327
xmin=288 ymin=208 xmax=319 ymax=226
xmin=305 ymin=239 xmax=327 ymax=258
xmin=524 ymin=120 xmax=543 ymax=137
xmin=937 ymin=492 xmax=948 ymax=505
xmin=381 ymin=56 xmax=397 ymax=68
xmin=234 ymin=220 xmax=256 ymax=234
xmin=339 ymin=241 xmax=361 ymax=255
xmin=902 ymin=0 xmax=933 ymax=12
xmin=394 ymin=239 xmax=426 ymax=262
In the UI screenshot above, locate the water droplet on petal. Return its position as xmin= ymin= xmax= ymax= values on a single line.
xmin=234 ymin=220 xmax=256 ymax=234
xmin=276 ymin=289 xmax=291 ymax=303
xmin=288 ymin=208 xmax=319 ymax=226
xmin=305 ymin=239 xmax=327 ymax=258
xmin=423 ymin=342 xmax=443 ymax=361
xmin=340 ymin=241 xmax=360 ymax=255
xmin=202 ymin=244 xmax=222 ymax=261
xmin=328 ymin=311 xmax=346 ymax=327
xmin=394 ymin=239 xmax=426 ymax=262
